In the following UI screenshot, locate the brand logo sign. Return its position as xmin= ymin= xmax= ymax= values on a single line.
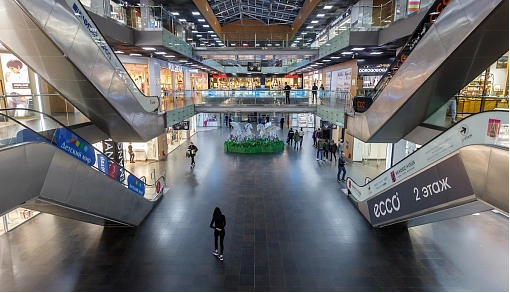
xmin=358 ymin=67 xmax=388 ymax=74
xmin=55 ymin=128 xmax=95 ymax=166
xmin=97 ymin=153 xmax=108 ymax=174
xmin=169 ymin=63 xmax=183 ymax=73
xmin=71 ymin=2 xmax=112 ymax=61
xmin=128 ymin=174 xmax=145 ymax=196
xmin=367 ymin=154 xmax=473 ymax=226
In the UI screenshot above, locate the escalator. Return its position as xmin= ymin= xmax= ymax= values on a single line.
xmin=347 ymin=111 xmax=508 ymax=228
xmin=0 ymin=0 xmax=165 ymax=142
xmin=0 ymin=109 xmax=166 ymax=226
xmin=347 ymin=0 xmax=509 ymax=143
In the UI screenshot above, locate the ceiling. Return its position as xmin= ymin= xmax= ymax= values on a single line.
xmin=207 ymin=0 xmax=304 ymax=25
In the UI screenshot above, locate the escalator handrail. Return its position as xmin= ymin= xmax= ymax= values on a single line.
xmin=367 ymin=0 xmax=450 ymax=102
xmin=0 ymin=108 xmax=149 ymax=189
xmin=346 ymin=110 xmax=509 ymax=198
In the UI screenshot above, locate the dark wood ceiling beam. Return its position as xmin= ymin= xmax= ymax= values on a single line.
xmin=192 ymin=0 xmax=223 ymax=35
xmin=290 ymin=0 xmax=320 ymax=39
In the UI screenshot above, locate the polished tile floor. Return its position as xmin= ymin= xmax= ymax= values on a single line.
xmin=0 ymin=128 xmax=508 ymax=292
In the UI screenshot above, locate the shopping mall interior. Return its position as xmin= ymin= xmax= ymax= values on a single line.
xmin=0 ymin=0 xmax=508 ymax=291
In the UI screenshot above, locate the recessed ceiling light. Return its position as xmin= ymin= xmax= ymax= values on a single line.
xmin=187 ymin=38 xmax=192 ymax=41
xmin=155 ymin=52 xmax=166 ymax=54
xmin=306 ymin=26 xmax=313 ymax=28
xmin=179 ymin=19 xmax=186 ymax=22
xmin=243 ymin=44 xmax=248 ymax=46
xmin=311 ymin=20 xmax=318 ymax=23
xmin=165 ymin=55 xmax=175 ymax=58
xmin=216 ymin=40 xmax=222 ymax=42
xmin=352 ymin=47 xmax=365 ymax=51
xmin=179 ymin=60 xmax=187 ymax=62
xmin=267 ymin=44 xmax=272 ymax=46
xmin=114 ymin=50 xmax=124 ymax=54
xmin=323 ymin=59 xmax=331 ymax=62
xmin=324 ymin=5 xmax=332 ymax=9
xmin=198 ymin=19 xmax=205 ymax=22
xmin=192 ymin=30 xmax=198 ymax=33
xmin=231 ymin=43 xmax=236 ymax=46
xmin=212 ymin=34 xmax=217 ymax=37
xmin=208 ymin=31 xmax=214 ymax=33
xmin=203 ymin=25 xmax=210 ymax=27
xmin=301 ymin=32 xmax=307 ymax=34
xmin=331 ymin=56 xmax=340 ymax=59
xmin=171 ymin=12 xmax=179 ymax=15
xmin=196 ymin=34 xmax=202 ymax=37
xmin=341 ymin=51 xmax=353 ymax=54
xmin=130 ymin=53 xmax=142 ymax=56
xmin=142 ymin=47 xmax=156 ymax=50
xmin=317 ymin=14 xmax=325 ymax=17
xmin=316 ymin=62 xmax=323 ymax=64
xmin=192 ymin=12 xmax=200 ymax=15
xmin=370 ymin=52 xmax=383 ymax=55
xmin=310 ymin=64 xmax=317 ymax=66
xmin=326 ymin=43 xmax=331 ymax=46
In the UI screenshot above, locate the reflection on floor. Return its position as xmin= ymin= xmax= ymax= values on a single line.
xmin=0 ymin=128 xmax=507 ymax=292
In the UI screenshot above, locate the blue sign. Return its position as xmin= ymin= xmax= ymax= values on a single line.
xmin=96 ymin=153 xmax=108 ymax=174
xmin=127 ymin=174 xmax=145 ymax=196
xmin=16 ymin=129 xmax=46 ymax=143
xmin=55 ymin=128 xmax=96 ymax=166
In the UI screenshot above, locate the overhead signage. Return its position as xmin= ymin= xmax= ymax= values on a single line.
xmin=55 ymin=128 xmax=96 ymax=166
xmin=367 ymin=154 xmax=474 ymax=226
xmin=168 ymin=63 xmax=182 ymax=73
xmin=212 ymin=74 xmax=227 ymax=78
xmin=347 ymin=111 xmax=508 ymax=203
xmin=172 ymin=121 xmax=189 ymax=130
xmin=16 ymin=129 xmax=46 ymax=144
xmin=358 ymin=67 xmax=389 ymax=74
xmin=284 ymin=74 xmax=299 ymax=78
xmin=127 ymin=174 xmax=145 ymax=196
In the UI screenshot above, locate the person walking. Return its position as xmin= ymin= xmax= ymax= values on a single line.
xmin=323 ymin=139 xmax=330 ymax=161
xmin=316 ymin=138 xmax=325 ymax=161
xmin=312 ymin=129 xmax=318 ymax=146
xmin=128 ymin=143 xmax=135 ymax=163
xmin=311 ymin=83 xmax=318 ymax=103
xmin=280 ymin=117 xmax=284 ymax=129
xmin=294 ymin=130 xmax=301 ymax=149
xmin=299 ymin=127 xmax=305 ymax=148
xmin=287 ymin=128 xmax=295 ymax=145
xmin=338 ymin=139 xmax=344 ymax=154
xmin=284 ymin=82 xmax=291 ymax=104
xmin=447 ymin=97 xmax=457 ymax=123
xmin=187 ymin=142 xmax=198 ymax=168
xmin=210 ymin=207 xmax=226 ymax=261
xmin=337 ymin=152 xmax=348 ymax=183
xmin=330 ymin=140 xmax=338 ymax=162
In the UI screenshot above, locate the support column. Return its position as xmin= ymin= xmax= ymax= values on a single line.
xmin=90 ymin=0 xmax=110 ymax=17
xmin=140 ymin=0 xmax=155 ymax=30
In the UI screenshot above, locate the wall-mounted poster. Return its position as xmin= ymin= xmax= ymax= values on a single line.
xmin=1 ymin=54 xmax=32 ymax=117
xmin=336 ymin=68 xmax=352 ymax=92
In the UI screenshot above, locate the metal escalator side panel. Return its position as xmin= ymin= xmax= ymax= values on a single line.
xmin=0 ymin=143 xmax=54 ymax=216
xmin=459 ymin=146 xmax=509 ymax=214
xmin=346 ymin=0 xmax=507 ymax=143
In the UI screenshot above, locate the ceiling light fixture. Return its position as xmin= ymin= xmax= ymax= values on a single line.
xmin=179 ymin=19 xmax=186 ymax=22
xmin=311 ymin=20 xmax=318 ymax=23
xmin=179 ymin=60 xmax=187 ymax=62
xmin=198 ymin=19 xmax=205 ymax=22
xmin=203 ymin=25 xmax=210 ymax=27
xmin=114 ymin=50 xmax=124 ymax=54
xmin=324 ymin=5 xmax=332 ymax=9
xmin=130 ymin=53 xmax=142 ymax=56
xmin=331 ymin=56 xmax=340 ymax=59
xmin=370 ymin=52 xmax=383 ymax=55
xmin=208 ymin=30 xmax=214 ymax=33
xmin=192 ymin=12 xmax=200 ymax=15
xmin=317 ymin=14 xmax=325 ymax=17
xmin=307 ymin=26 xmax=313 ymax=28
xmin=165 ymin=55 xmax=175 ymax=58
xmin=155 ymin=52 xmax=166 ymax=54
xmin=341 ymin=51 xmax=353 ymax=54
xmin=142 ymin=47 xmax=156 ymax=50
xmin=352 ymin=47 xmax=365 ymax=51
xmin=196 ymin=35 xmax=202 ymax=37
xmin=323 ymin=59 xmax=331 ymax=62
xmin=171 ymin=12 xmax=179 ymax=15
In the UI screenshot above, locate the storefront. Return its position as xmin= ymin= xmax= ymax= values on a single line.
xmin=321 ymin=60 xmax=358 ymax=96
xmin=124 ymin=63 xmax=149 ymax=95
xmin=356 ymin=60 xmax=392 ymax=96
xmin=303 ymin=71 xmax=322 ymax=90
xmin=0 ymin=209 xmax=40 ymax=236
xmin=457 ymin=53 xmax=509 ymax=115
xmin=209 ymin=74 xmax=302 ymax=90
xmin=197 ymin=113 xmax=219 ymax=127
xmin=160 ymin=66 xmax=173 ymax=97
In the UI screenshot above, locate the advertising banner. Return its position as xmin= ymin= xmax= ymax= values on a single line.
xmin=1 ymin=53 xmax=32 ymax=116
xmin=347 ymin=111 xmax=509 ymax=202
xmin=96 ymin=153 xmax=108 ymax=174
xmin=127 ymin=174 xmax=145 ymax=196
xmin=16 ymin=129 xmax=46 ymax=143
xmin=172 ymin=121 xmax=189 ymax=130
xmin=367 ymin=154 xmax=474 ymax=226
xmin=102 ymin=138 xmax=125 ymax=183
xmin=55 ymin=128 xmax=96 ymax=166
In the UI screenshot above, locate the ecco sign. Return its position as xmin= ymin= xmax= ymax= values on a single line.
xmin=367 ymin=154 xmax=474 ymax=226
